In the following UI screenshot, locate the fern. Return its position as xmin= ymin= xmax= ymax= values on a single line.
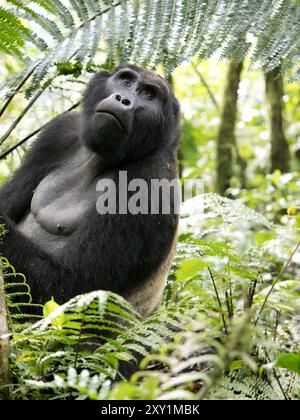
xmin=1 ymin=256 xmax=43 ymax=327
xmin=0 ymin=5 xmax=35 ymax=57
xmin=211 ymin=370 xmax=285 ymax=400
xmin=181 ymin=193 xmax=274 ymax=229
xmin=1 ymin=192 xmax=299 ymax=399
xmin=0 ymin=0 xmax=300 ymax=102
xmin=7 ymin=289 xmax=194 ymax=399
xmin=99 ymin=315 xmax=258 ymax=400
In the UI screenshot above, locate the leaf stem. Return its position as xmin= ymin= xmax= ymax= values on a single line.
xmin=0 ymin=101 xmax=80 ymax=159
xmin=255 ymin=242 xmax=300 ymax=326
xmin=207 ymin=267 xmax=228 ymax=335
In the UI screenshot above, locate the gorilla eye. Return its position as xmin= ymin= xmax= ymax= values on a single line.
xmin=121 ymin=77 xmax=131 ymax=86
xmin=144 ymin=88 xmax=156 ymax=100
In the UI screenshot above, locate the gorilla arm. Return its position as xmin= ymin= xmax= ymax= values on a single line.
xmin=0 ymin=112 xmax=82 ymax=304
xmin=0 ymin=112 xmax=79 ymax=222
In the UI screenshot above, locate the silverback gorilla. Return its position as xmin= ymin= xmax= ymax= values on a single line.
xmin=0 ymin=64 xmax=180 ymax=318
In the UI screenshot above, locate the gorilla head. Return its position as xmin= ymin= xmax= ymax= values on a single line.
xmin=80 ymin=64 xmax=180 ymax=166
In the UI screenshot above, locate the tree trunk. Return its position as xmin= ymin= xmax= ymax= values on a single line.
xmin=0 ymin=273 xmax=11 ymax=400
xmin=216 ymin=60 xmax=243 ymax=195
xmin=265 ymin=66 xmax=290 ymax=173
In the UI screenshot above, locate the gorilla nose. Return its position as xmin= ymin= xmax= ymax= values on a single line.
xmin=114 ymin=94 xmax=133 ymax=108
xmin=96 ymin=93 xmax=135 ymax=131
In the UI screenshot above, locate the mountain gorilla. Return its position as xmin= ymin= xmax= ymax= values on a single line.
xmin=0 ymin=64 xmax=180 ymax=318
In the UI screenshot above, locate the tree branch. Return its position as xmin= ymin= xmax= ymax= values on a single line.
xmin=0 ymin=62 xmax=40 ymax=118
xmin=0 ymin=101 xmax=80 ymax=160
xmin=192 ymin=64 xmax=220 ymax=111
xmin=0 ymin=82 xmax=50 ymax=147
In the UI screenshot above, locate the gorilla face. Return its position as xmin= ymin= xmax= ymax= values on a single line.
xmin=81 ymin=64 xmax=180 ymax=165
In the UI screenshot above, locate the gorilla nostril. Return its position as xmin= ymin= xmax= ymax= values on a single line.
xmin=122 ymin=98 xmax=131 ymax=106
xmin=115 ymin=94 xmax=122 ymax=102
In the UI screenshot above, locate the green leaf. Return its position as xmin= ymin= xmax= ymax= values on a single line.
xmin=254 ymin=231 xmax=276 ymax=246
xmin=43 ymin=297 xmax=65 ymax=327
xmin=276 ymin=352 xmax=300 ymax=375
xmin=56 ymin=61 xmax=83 ymax=77
xmin=287 ymin=206 xmax=300 ymax=216
xmin=229 ymin=360 xmax=245 ymax=371
xmin=177 ymin=258 xmax=208 ymax=282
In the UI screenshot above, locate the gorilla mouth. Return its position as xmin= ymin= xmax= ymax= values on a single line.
xmin=96 ymin=111 xmax=126 ymax=132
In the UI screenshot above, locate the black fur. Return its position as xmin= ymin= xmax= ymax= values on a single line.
xmin=0 ymin=64 xmax=180 ymax=309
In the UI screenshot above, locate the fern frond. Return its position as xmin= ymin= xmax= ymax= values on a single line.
xmin=181 ymin=193 xmax=274 ymax=229
xmin=8 ymin=290 xmax=194 ymax=399
xmin=8 ymin=0 xmax=64 ymax=44
xmin=0 ymin=5 xmax=32 ymax=57
xmin=1 ymin=0 xmax=300 ymax=101
xmin=212 ymin=370 xmax=284 ymax=400
xmin=69 ymin=0 xmax=90 ymax=21
xmin=50 ymin=0 xmax=75 ymax=28
xmin=1 ymin=257 xmax=43 ymax=326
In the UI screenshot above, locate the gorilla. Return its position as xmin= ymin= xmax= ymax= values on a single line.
xmin=0 ymin=64 xmax=180 ymax=318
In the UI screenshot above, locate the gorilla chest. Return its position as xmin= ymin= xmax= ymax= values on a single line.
xmin=18 ymin=157 xmax=100 ymax=255
xmin=31 ymin=168 xmax=97 ymax=235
